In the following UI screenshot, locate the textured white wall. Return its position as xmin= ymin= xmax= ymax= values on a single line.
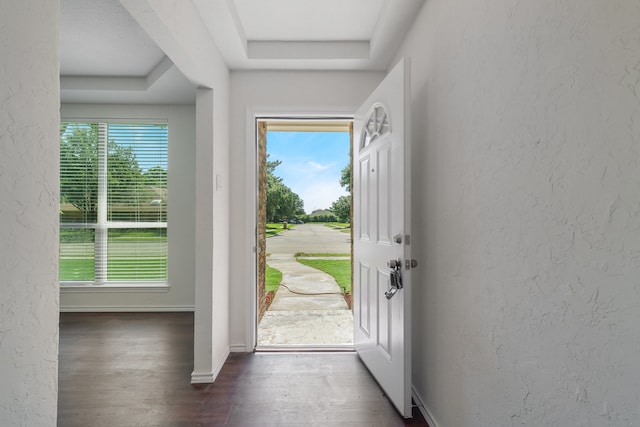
xmin=228 ymin=70 xmax=384 ymax=349
xmin=59 ymin=104 xmax=196 ymax=311
xmin=394 ymin=0 xmax=640 ymax=425
xmin=0 ymin=1 xmax=60 ymax=425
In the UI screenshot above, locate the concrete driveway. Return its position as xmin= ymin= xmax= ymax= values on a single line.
xmin=266 ymin=223 xmax=350 ymax=254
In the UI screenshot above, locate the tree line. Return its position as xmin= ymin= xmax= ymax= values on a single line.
xmin=60 ymin=123 xmax=167 ymax=222
xmin=266 ymin=156 xmax=351 ymax=224
xmin=265 ymin=155 xmax=304 ymax=222
xmin=330 ymin=164 xmax=351 ymax=223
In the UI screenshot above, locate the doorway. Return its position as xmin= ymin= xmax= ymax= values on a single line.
xmin=255 ymin=118 xmax=354 ymax=350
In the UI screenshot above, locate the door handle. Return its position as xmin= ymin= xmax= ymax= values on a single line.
xmin=385 ymin=258 xmax=403 ymax=300
xmin=385 ymin=286 xmax=399 ymax=300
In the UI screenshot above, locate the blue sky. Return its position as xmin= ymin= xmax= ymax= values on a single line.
xmin=267 ymin=131 xmax=350 ymax=214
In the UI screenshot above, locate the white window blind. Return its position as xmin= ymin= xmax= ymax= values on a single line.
xmin=59 ymin=121 xmax=168 ymax=284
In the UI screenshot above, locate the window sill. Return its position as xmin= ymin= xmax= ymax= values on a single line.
xmin=60 ymin=283 xmax=170 ymax=293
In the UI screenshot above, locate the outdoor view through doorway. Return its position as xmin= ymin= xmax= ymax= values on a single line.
xmin=256 ymin=119 xmax=354 ymax=349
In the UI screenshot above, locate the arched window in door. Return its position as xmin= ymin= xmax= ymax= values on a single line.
xmin=360 ymin=104 xmax=390 ymax=148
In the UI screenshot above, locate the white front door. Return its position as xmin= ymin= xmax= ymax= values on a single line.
xmin=353 ymin=58 xmax=412 ymax=417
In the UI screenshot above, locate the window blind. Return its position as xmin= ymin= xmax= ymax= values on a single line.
xmin=60 ymin=121 xmax=168 ymax=284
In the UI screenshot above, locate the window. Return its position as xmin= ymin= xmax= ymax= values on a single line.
xmin=59 ymin=121 xmax=168 ymax=285
xmin=360 ymin=104 xmax=390 ymax=148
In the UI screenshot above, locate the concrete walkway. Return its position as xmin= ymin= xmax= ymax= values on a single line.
xmin=267 ymin=254 xmax=348 ymax=310
xmin=258 ymin=249 xmax=354 ymax=347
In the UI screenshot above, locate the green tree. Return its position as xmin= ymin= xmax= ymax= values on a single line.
xmin=107 ymin=140 xmax=143 ymax=208
xmin=265 ymin=155 xmax=305 ymax=222
xmin=60 ymin=123 xmax=99 ymax=221
xmin=266 ymin=156 xmax=282 ymax=176
xmin=142 ymin=165 xmax=168 ymax=210
xmin=330 ymin=163 xmax=352 ymax=223
xmin=330 ymin=195 xmax=351 ymax=223
xmin=340 ymin=164 xmax=351 ymax=192
xmin=144 ymin=166 xmax=167 ymax=188
xmin=60 ymin=123 xmax=148 ymax=221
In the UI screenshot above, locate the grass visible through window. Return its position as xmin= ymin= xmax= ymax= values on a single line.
xmin=60 ymin=229 xmax=167 ymax=282
xmin=59 ymin=258 xmax=167 ymax=281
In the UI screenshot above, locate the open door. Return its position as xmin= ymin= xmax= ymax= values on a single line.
xmin=353 ymin=58 xmax=412 ymax=417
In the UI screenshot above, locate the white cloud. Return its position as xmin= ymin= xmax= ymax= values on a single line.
xmin=307 ymin=161 xmax=335 ymax=172
xmin=299 ymin=180 xmax=348 ymax=213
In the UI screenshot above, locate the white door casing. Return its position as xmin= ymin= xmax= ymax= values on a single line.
xmin=353 ymin=58 xmax=412 ymax=417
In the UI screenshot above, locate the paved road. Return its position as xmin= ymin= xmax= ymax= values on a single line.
xmin=266 ymin=223 xmax=351 ymax=255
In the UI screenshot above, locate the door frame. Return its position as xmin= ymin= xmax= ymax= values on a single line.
xmin=243 ymin=108 xmax=355 ymax=350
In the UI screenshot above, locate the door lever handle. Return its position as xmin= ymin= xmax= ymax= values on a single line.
xmin=385 ymin=261 xmax=403 ymax=300
xmin=385 ymin=286 xmax=399 ymax=300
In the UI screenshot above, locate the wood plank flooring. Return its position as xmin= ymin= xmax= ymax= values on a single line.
xmin=58 ymin=312 xmax=428 ymax=426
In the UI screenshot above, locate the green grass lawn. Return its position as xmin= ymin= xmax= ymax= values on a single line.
xmin=60 ymin=228 xmax=168 ymax=281
xmin=294 ymin=252 xmax=350 ymax=257
xmin=324 ymin=222 xmax=350 ymax=228
xmin=59 ymin=257 xmax=167 ymax=281
xmin=59 ymin=258 xmax=95 ymax=281
xmin=324 ymin=222 xmax=351 ymax=233
xmin=296 ymin=257 xmax=351 ymax=294
xmin=266 ymin=223 xmax=294 ymax=237
xmin=265 ymin=265 xmax=283 ymax=293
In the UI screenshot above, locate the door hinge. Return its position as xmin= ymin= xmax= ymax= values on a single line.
xmin=405 ymin=234 xmax=410 ymax=245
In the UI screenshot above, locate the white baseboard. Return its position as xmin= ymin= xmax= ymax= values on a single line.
xmin=214 ymin=346 xmax=231 ymax=378
xmin=412 ymin=385 xmax=439 ymax=427
xmin=191 ymin=346 xmax=231 ymax=384
xmin=229 ymin=344 xmax=249 ymax=353
xmin=190 ymin=371 xmax=216 ymax=383
xmin=60 ymin=305 xmax=195 ymax=312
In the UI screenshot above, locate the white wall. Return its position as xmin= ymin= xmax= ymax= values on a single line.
xmin=116 ymin=0 xmax=232 ymax=381
xmin=394 ymin=0 xmax=640 ymax=425
xmin=228 ymin=70 xmax=385 ymax=349
xmin=0 ymin=1 xmax=60 ymax=425
xmin=59 ymin=104 xmax=196 ymax=311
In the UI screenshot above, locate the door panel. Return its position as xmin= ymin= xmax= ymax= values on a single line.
xmin=377 ymin=143 xmax=392 ymax=245
xmin=377 ymin=268 xmax=391 ymax=357
xmin=357 ymin=262 xmax=371 ymax=337
xmin=353 ymin=58 xmax=412 ymax=417
xmin=358 ymin=154 xmax=371 ymax=240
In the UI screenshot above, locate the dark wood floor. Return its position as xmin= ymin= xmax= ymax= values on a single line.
xmin=58 ymin=312 xmax=428 ymax=426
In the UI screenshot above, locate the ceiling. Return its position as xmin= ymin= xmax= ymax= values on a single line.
xmin=60 ymin=0 xmax=424 ymax=104
xmin=235 ymin=0 xmax=384 ymax=41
